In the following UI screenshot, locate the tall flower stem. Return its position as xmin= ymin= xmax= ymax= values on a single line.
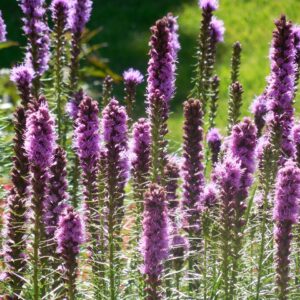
xmin=25 ymin=100 xmax=56 ymax=300
xmin=51 ymin=0 xmax=70 ymax=146
xmin=102 ymin=99 xmax=128 ymax=299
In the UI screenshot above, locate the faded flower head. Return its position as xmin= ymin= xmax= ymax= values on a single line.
xmin=0 ymin=11 xmax=7 ymax=42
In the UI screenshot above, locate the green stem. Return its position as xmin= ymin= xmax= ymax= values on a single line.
xmin=33 ymin=208 xmax=40 ymax=300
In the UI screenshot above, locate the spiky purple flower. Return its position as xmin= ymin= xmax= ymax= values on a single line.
xmin=274 ymin=160 xmax=300 ymax=224
xmin=199 ymin=0 xmax=219 ymax=11
xmin=141 ymin=184 xmax=169 ymax=299
xmin=10 ymin=65 xmax=34 ymax=108
xmin=251 ymin=93 xmax=267 ymax=136
xmin=51 ymin=0 xmax=70 ymax=23
xmin=75 ymin=96 xmax=100 ymax=174
xmin=230 ymin=118 xmax=257 ymax=199
xmin=66 ymin=89 xmax=84 ymax=120
xmin=266 ymin=15 xmax=296 ymax=160
xmin=182 ymin=99 xmax=204 ymax=234
xmin=56 ymin=205 xmax=84 ymax=299
xmin=103 ymin=99 xmax=129 ymax=220
xmin=25 ymin=100 xmax=56 ymax=169
xmin=0 ymin=11 xmax=7 ymax=42
xmin=69 ymin=0 xmax=92 ymax=34
xmin=44 ymin=147 xmax=68 ymax=237
xmin=131 ymin=118 xmax=151 ymax=213
xmin=201 ymin=183 xmax=218 ymax=209
xmin=164 ymin=157 xmax=180 ymax=216
xmin=207 ymin=127 xmax=222 ymax=165
xmin=20 ymin=0 xmax=50 ymax=77
xmin=273 ymin=160 xmax=300 ymax=299
xmin=123 ymin=68 xmax=144 ymax=123
xmin=167 ymin=13 xmax=180 ymax=61
xmin=147 ymin=16 xmax=178 ymax=104
xmin=210 ymin=16 xmax=225 ymax=43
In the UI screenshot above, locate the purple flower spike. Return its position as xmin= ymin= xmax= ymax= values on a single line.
xmin=131 ymin=118 xmax=151 ymax=213
xmin=167 ymin=13 xmax=181 ymax=62
xmin=56 ymin=205 xmax=84 ymax=299
xmin=141 ymin=184 xmax=169 ymax=299
xmin=250 ymin=93 xmax=267 ymax=136
xmin=51 ymin=0 xmax=70 ymax=21
xmin=266 ymin=15 xmax=296 ymax=161
xmin=75 ymin=96 xmax=100 ymax=174
xmin=56 ymin=206 xmax=85 ymax=258
xmin=10 ymin=65 xmax=34 ymax=107
xmin=201 ymin=183 xmax=218 ymax=209
xmin=230 ymin=117 xmax=257 ymax=199
xmin=0 ymin=11 xmax=7 ymax=42
xmin=274 ymin=160 xmax=300 ymax=224
xmin=123 ymin=68 xmax=144 ymax=123
xmin=182 ymin=99 xmax=204 ymax=234
xmin=25 ymin=100 xmax=56 ymax=170
xmin=147 ymin=15 xmax=179 ymax=104
xmin=20 ymin=0 xmax=50 ymax=77
xmin=102 ymin=98 xmax=129 ymax=224
xmin=273 ymin=160 xmax=300 ymax=299
xmin=44 ymin=147 xmax=68 ymax=237
xmin=207 ymin=127 xmax=222 ymax=165
xmin=199 ymin=0 xmax=219 ymax=11
xmin=69 ymin=0 xmax=93 ymax=34
xmin=211 ymin=17 xmax=225 ymax=43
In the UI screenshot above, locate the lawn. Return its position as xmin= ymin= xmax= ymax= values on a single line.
xmin=1 ymin=0 xmax=300 ymax=146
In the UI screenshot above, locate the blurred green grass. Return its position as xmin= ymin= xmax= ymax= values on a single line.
xmin=1 ymin=0 xmax=300 ymax=148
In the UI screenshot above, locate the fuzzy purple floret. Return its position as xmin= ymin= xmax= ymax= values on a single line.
xmin=56 ymin=206 xmax=85 ymax=257
xmin=25 ymin=101 xmax=56 ymax=169
xmin=273 ymin=160 xmax=300 ymax=223
xmin=141 ymin=184 xmax=169 ymax=277
xmin=0 ymin=11 xmax=7 ymax=42
xmin=147 ymin=16 xmax=178 ymax=104
xmin=69 ymin=0 xmax=92 ymax=34
xmin=210 ymin=17 xmax=225 ymax=43
xmin=75 ymin=96 xmax=100 ymax=173
xmin=266 ymin=16 xmax=296 ymax=159
xmin=230 ymin=118 xmax=257 ymax=198
xmin=199 ymin=0 xmax=219 ymax=11
xmin=123 ymin=68 xmax=144 ymax=86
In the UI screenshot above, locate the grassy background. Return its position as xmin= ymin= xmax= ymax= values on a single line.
xmin=1 ymin=0 xmax=300 ymax=148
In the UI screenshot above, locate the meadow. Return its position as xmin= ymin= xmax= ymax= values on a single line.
xmin=1 ymin=0 xmax=300 ymax=299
